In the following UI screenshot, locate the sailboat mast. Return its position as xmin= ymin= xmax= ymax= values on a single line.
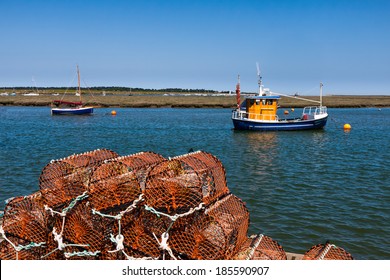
xmin=320 ymin=82 xmax=323 ymax=107
xmin=77 ymin=65 xmax=81 ymax=102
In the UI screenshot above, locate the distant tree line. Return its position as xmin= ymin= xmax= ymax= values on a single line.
xmin=4 ymin=86 xmax=232 ymax=93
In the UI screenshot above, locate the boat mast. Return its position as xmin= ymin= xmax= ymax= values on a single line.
xmin=320 ymin=82 xmax=323 ymax=107
xmin=32 ymin=76 xmax=39 ymax=94
xmin=256 ymin=62 xmax=263 ymax=96
xmin=77 ymin=65 xmax=81 ymax=102
xmin=236 ymin=74 xmax=241 ymax=109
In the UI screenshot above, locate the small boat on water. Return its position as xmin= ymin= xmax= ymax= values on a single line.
xmin=232 ymin=65 xmax=328 ymax=131
xmin=51 ymin=66 xmax=93 ymax=115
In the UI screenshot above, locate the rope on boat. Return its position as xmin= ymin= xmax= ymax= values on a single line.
xmin=44 ymin=191 xmax=89 ymax=217
xmin=144 ymin=202 xmax=205 ymax=260
xmin=42 ymin=191 xmax=92 ymax=259
xmin=144 ymin=203 xmax=205 ymax=222
xmin=153 ymin=231 xmax=176 ymax=260
xmin=246 ymin=234 xmax=264 ymax=260
xmin=64 ymin=250 xmax=101 ymax=258
xmin=0 ymin=225 xmax=46 ymax=260
xmin=108 ymin=232 xmax=125 ymax=253
xmin=126 ymin=255 xmax=155 ymax=260
xmin=92 ymin=193 xmax=144 ymax=220
xmin=92 ymin=193 xmax=144 ymax=258
xmin=318 ymin=243 xmax=337 ymax=260
xmin=108 ymin=234 xmax=155 ymax=260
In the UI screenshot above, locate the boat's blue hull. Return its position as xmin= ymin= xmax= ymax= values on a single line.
xmin=51 ymin=107 xmax=94 ymax=115
xmin=232 ymin=117 xmax=328 ymax=131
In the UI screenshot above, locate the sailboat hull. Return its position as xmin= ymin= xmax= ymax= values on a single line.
xmin=51 ymin=107 xmax=94 ymax=115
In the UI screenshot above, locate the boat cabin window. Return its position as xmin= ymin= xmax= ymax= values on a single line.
xmin=256 ymin=100 xmax=260 ymax=105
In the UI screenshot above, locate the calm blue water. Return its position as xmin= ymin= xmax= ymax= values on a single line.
xmin=0 ymin=106 xmax=389 ymax=259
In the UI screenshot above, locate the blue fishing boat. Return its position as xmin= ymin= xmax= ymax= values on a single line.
xmin=232 ymin=65 xmax=328 ymax=131
xmin=51 ymin=66 xmax=94 ymax=116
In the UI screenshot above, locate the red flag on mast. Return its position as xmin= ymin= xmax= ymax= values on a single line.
xmin=236 ymin=75 xmax=241 ymax=109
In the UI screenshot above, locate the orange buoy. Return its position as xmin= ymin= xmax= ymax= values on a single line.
xmin=111 ymin=110 xmax=117 ymax=116
xmin=284 ymin=110 xmax=289 ymax=115
xmin=343 ymin=123 xmax=351 ymax=130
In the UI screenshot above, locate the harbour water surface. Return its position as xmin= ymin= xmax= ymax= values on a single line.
xmin=0 ymin=106 xmax=389 ymax=259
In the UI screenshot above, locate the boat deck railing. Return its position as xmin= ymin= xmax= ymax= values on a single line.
xmin=303 ymin=106 xmax=327 ymax=116
xmin=232 ymin=110 xmax=279 ymax=121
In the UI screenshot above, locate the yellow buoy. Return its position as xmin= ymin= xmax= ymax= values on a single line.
xmin=343 ymin=123 xmax=351 ymax=130
xmin=111 ymin=110 xmax=117 ymax=116
xmin=291 ymin=108 xmax=295 ymax=112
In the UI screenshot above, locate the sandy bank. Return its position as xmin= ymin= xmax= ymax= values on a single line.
xmin=1 ymin=94 xmax=390 ymax=108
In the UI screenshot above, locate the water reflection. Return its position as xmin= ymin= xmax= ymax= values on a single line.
xmin=231 ymin=131 xmax=279 ymax=193
xmin=238 ymin=131 xmax=278 ymax=172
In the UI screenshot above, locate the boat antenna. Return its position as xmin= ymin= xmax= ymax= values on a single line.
xmin=256 ymin=62 xmax=263 ymax=95
xmin=77 ymin=65 xmax=81 ymax=102
xmin=320 ymin=82 xmax=323 ymax=107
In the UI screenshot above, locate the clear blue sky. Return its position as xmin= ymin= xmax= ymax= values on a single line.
xmin=1 ymin=0 xmax=389 ymax=94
